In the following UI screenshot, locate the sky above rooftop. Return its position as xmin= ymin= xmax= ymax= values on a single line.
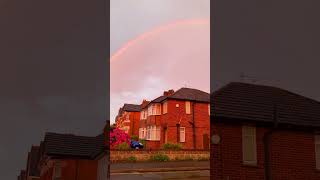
xmin=110 ymin=0 xmax=210 ymax=123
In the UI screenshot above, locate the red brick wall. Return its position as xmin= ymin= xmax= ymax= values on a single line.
xmin=129 ymin=111 xmax=140 ymax=137
xmin=40 ymin=159 xmax=98 ymax=180
xmin=161 ymin=100 xmax=210 ymax=149
xmin=211 ymin=121 xmax=320 ymax=180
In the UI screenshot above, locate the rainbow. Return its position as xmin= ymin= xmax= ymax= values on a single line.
xmin=110 ymin=18 xmax=210 ymax=62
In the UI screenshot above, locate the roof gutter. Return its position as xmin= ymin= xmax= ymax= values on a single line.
xmin=263 ymin=104 xmax=279 ymax=180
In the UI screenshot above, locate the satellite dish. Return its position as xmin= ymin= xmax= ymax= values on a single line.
xmin=211 ymin=134 xmax=221 ymax=144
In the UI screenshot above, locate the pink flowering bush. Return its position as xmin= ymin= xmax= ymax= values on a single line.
xmin=110 ymin=128 xmax=130 ymax=149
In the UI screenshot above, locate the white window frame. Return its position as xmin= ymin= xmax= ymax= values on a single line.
xmin=180 ymin=127 xmax=186 ymax=142
xmin=242 ymin=126 xmax=257 ymax=165
xmin=146 ymin=125 xmax=160 ymax=141
xmin=185 ymin=101 xmax=191 ymax=114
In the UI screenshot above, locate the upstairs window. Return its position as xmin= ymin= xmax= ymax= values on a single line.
xmin=242 ymin=126 xmax=257 ymax=165
xmin=53 ymin=160 xmax=62 ymax=180
xmin=147 ymin=104 xmax=161 ymax=116
xmin=185 ymin=101 xmax=191 ymax=114
xmin=163 ymin=101 xmax=168 ymax=114
xmin=140 ymin=110 xmax=147 ymax=120
xmin=315 ymin=134 xmax=320 ymax=169
xmin=124 ymin=112 xmax=130 ymax=122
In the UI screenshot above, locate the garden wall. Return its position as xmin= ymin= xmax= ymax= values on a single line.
xmin=110 ymin=150 xmax=210 ymax=162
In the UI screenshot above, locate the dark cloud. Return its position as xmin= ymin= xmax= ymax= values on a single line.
xmin=0 ymin=0 xmax=108 ymax=179
xmin=212 ymin=0 xmax=320 ymax=101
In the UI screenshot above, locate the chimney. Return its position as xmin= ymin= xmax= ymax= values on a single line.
xmin=141 ymin=99 xmax=149 ymax=108
xmin=164 ymin=89 xmax=175 ymax=96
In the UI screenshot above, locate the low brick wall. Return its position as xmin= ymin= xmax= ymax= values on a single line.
xmin=110 ymin=150 xmax=210 ymax=162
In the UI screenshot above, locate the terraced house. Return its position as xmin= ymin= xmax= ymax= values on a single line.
xmin=139 ymin=88 xmax=210 ymax=149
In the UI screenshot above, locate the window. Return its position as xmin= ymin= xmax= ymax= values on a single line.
xmin=140 ymin=110 xmax=147 ymax=120
xmin=180 ymin=127 xmax=185 ymax=142
xmin=185 ymin=101 xmax=191 ymax=114
xmin=146 ymin=126 xmax=151 ymax=140
xmin=146 ymin=125 xmax=160 ymax=141
xmin=155 ymin=104 xmax=161 ymax=115
xmin=124 ymin=112 xmax=130 ymax=122
xmin=143 ymin=128 xmax=146 ymax=138
xmin=139 ymin=128 xmax=146 ymax=139
xmin=156 ymin=126 xmax=160 ymax=140
xmin=148 ymin=106 xmax=152 ymax=116
xmin=315 ymin=134 xmax=320 ymax=169
xmin=147 ymin=104 xmax=161 ymax=116
xmin=139 ymin=128 xmax=142 ymax=138
xmin=163 ymin=101 xmax=168 ymax=114
xmin=242 ymin=126 xmax=257 ymax=165
xmin=53 ymin=160 xmax=61 ymax=180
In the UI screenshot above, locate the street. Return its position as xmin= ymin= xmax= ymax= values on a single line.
xmin=110 ymin=161 xmax=210 ymax=180
xmin=111 ymin=170 xmax=210 ymax=179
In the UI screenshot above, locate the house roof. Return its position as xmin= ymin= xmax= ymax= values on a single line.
xmin=152 ymin=96 xmax=167 ymax=103
xmin=122 ymin=104 xmax=141 ymax=112
xmin=213 ymin=82 xmax=320 ymax=128
xmin=43 ymin=132 xmax=104 ymax=159
xmin=168 ymin=88 xmax=210 ymax=102
xmin=147 ymin=88 xmax=210 ymax=106
xmin=26 ymin=146 xmax=40 ymax=177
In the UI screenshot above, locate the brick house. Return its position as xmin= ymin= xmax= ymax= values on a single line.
xmin=38 ymin=132 xmax=104 ymax=180
xmin=139 ymin=88 xmax=210 ymax=149
xmin=115 ymin=104 xmax=141 ymax=137
xmin=25 ymin=146 xmax=40 ymax=179
xmin=96 ymin=120 xmax=109 ymax=180
xmin=211 ymin=82 xmax=320 ymax=179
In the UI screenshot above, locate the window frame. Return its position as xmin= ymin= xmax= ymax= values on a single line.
xmin=185 ymin=101 xmax=191 ymax=114
xmin=53 ymin=160 xmax=62 ymax=180
xmin=163 ymin=101 xmax=168 ymax=114
xmin=180 ymin=127 xmax=186 ymax=142
xmin=242 ymin=125 xmax=257 ymax=165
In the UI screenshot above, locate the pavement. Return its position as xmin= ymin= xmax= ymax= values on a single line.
xmin=110 ymin=161 xmax=210 ymax=180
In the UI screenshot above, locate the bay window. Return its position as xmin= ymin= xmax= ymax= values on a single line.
xmin=146 ymin=125 xmax=160 ymax=141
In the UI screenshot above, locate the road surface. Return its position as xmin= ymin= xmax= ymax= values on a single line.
xmin=110 ymin=161 xmax=210 ymax=180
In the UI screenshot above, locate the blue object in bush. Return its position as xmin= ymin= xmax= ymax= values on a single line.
xmin=130 ymin=140 xmax=144 ymax=149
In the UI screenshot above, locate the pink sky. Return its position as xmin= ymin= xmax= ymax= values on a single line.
xmin=110 ymin=19 xmax=210 ymax=123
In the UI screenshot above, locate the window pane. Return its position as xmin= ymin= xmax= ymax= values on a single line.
xmin=242 ymin=126 xmax=257 ymax=164
xmin=186 ymin=101 xmax=190 ymax=114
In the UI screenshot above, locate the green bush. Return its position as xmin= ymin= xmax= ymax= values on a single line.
xmin=116 ymin=142 xmax=130 ymax=150
xmin=162 ymin=143 xmax=182 ymax=150
xmin=149 ymin=154 xmax=170 ymax=162
xmin=127 ymin=156 xmax=137 ymax=162
xmin=131 ymin=135 xmax=139 ymax=141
